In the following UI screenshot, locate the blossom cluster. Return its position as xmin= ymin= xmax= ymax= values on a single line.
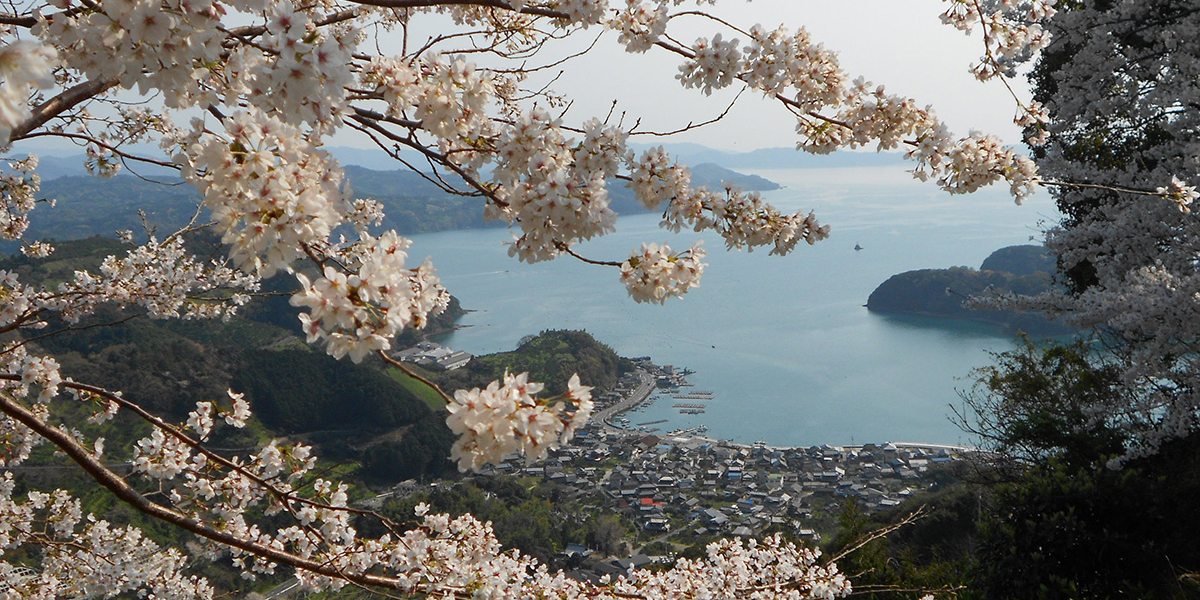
xmin=909 ymin=130 xmax=1041 ymax=203
xmin=487 ymin=111 xmax=625 ymax=262
xmin=677 ymin=33 xmax=743 ymax=96
xmin=939 ymin=0 xmax=1057 ymax=80
xmin=662 ymin=11 xmax=1047 ymax=204
xmin=0 ymin=156 xmax=43 ymax=242
xmin=178 ymin=110 xmax=351 ymax=278
xmin=0 ymin=41 xmax=57 ymax=147
xmin=630 ymin=147 xmax=831 ymax=254
xmin=445 ymin=371 xmax=593 ymax=471
xmin=1155 ymin=176 xmax=1199 ymax=214
xmin=234 ymin=3 xmax=358 ymax=132
xmin=620 ymin=241 xmax=706 ymax=303
xmin=36 ymin=0 xmax=224 ymax=110
xmin=290 ymin=231 xmax=449 ymax=362
xmin=0 ymin=473 xmax=213 ymax=600
xmin=740 ymin=24 xmax=844 ymax=105
xmin=609 ymin=0 xmax=669 ymax=52
xmin=0 ymin=234 xmax=257 ymax=340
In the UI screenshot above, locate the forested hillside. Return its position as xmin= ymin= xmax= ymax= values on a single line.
xmin=4 ymin=237 xmax=635 ymax=483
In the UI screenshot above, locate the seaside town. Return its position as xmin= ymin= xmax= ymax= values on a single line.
xmin=373 ymin=351 xmax=973 ymax=579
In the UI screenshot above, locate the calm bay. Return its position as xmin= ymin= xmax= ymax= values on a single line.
xmin=410 ymin=165 xmax=1062 ymax=447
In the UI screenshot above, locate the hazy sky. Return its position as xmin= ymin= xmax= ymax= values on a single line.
xmin=18 ymin=1 xmax=1033 ymax=158
xmin=534 ymin=0 xmax=1030 ymax=152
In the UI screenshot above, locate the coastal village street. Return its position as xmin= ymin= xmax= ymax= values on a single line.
xmin=592 ymin=369 xmax=656 ymax=434
xmin=373 ymin=361 xmax=974 ymax=581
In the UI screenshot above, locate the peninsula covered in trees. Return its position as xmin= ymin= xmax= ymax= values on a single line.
xmin=866 ymin=245 xmax=1073 ymax=336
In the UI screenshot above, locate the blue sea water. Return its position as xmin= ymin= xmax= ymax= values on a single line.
xmin=409 ymin=165 xmax=1062 ymax=448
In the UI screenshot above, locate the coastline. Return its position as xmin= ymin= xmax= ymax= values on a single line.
xmin=593 ymin=362 xmax=979 ymax=455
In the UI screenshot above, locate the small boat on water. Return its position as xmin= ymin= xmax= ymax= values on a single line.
xmin=854 ymin=243 xmax=863 ymax=251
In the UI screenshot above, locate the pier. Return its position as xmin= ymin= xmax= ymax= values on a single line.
xmin=637 ymin=419 xmax=668 ymax=427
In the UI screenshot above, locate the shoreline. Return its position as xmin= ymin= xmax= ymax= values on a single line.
xmin=595 ymin=363 xmax=979 ymax=455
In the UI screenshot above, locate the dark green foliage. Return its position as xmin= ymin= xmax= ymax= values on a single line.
xmin=434 ymin=329 xmax=634 ymax=396
xmin=962 ymin=341 xmax=1200 ymax=599
xmin=383 ymin=477 xmax=629 ymax=563
xmin=959 ymin=340 xmax=1127 ymax=467
xmin=0 ymin=235 xmax=125 ymax=282
xmin=33 ymin=308 xmax=235 ymax=419
xmin=976 ymin=436 xmax=1200 ymax=600
xmin=829 ymin=339 xmax=1200 ymax=599
xmin=230 ymin=348 xmax=430 ymax=433
xmin=359 ymin=410 xmax=455 ymax=481
xmin=36 ymin=175 xmax=202 ymax=242
xmin=979 ymin=245 xmax=1056 ymax=277
xmin=826 ymin=479 xmax=980 ymax=600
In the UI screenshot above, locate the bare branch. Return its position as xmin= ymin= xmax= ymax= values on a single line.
xmin=0 ymin=12 xmax=36 ymax=27
xmin=828 ymin=505 xmax=929 ymax=564
xmin=378 ymin=351 xmax=454 ymax=405
xmin=342 ymin=0 xmax=569 ymax=20
xmin=11 ymin=76 xmax=121 ymax=142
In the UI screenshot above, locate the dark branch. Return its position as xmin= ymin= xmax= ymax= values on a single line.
xmin=342 ymin=0 xmax=569 ymax=20
xmin=0 ymin=12 xmax=36 ymax=27
xmin=11 ymin=76 xmax=121 ymax=141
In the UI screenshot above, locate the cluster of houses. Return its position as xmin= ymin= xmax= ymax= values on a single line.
xmin=467 ymin=382 xmax=963 ymax=547
xmin=506 ymin=428 xmax=965 ymax=541
xmin=472 ymin=365 xmax=971 ymax=550
xmin=391 ymin=341 xmax=473 ymax=370
xmin=367 ymin=363 xmax=970 ymax=581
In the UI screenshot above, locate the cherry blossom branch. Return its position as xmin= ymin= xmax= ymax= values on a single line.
xmin=629 ymin=87 xmax=745 ymax=137
xmin=342 ymin=119 xmax=478 ymax=198
xmin=225 ymin=8 xmax=362 ymax=41
xmin=0 ymin=390 xmax=419 ymax=591
xmin=0 ymin=375 xmax=400 ymax=531
xmin=1039 ymin=179 xmax=1167 ymax=197
xmin=0 ymin=12 xmax=36 ymax=27
xmin=349 ymin=109 xmax=506 ymax=206
xmin=19 ymin=131 xmax=180 ymax=171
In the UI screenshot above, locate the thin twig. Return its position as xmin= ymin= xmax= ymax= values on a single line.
xmin=378 ymin=351 xmax=453 ymax=405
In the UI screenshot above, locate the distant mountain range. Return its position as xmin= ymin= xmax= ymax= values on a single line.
xmin=14 ymin=142 xmax=907 ymax=179
xmin=3 ymin=151 xmax=792 ymax=251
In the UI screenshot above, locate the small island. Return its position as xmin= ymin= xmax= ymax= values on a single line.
xmin=866 ymin=245 xmax=1074 ymax=336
